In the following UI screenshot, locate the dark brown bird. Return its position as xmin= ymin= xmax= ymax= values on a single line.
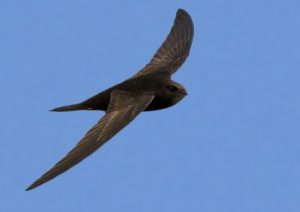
xmin=26 ymin=8 xmax=194 ymax=191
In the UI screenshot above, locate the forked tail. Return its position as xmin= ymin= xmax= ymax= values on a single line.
xmin=50 ymin=103 xmax=85 ymax=112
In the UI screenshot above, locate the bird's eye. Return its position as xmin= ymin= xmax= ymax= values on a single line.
xmin=167 ymin=85 xmax=178 ymax=92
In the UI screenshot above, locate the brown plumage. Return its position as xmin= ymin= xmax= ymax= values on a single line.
xmin=26 ymin=8 xmax=194 ymax=191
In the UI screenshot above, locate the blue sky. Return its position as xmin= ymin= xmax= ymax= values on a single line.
xmin=1 ymin=0 xmax=300 ymax=211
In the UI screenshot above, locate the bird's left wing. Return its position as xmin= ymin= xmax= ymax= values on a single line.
xmin=26 ymin=90 xmax=154 ymax=191
xmin=132 ymin=9 xmax=194 ymax=78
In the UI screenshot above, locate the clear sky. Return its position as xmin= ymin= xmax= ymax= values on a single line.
xmin=1 ymin=0 xmax=299 ymax=211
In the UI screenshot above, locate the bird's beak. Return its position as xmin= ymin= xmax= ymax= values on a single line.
xmin=181 ymin=89 xmax=188 ymax=96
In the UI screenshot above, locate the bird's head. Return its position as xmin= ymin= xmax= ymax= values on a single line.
xmin=157 ymin=80 xmax=187 ymax=107
xmin=165 ymin=81 xmax=187 ymax=96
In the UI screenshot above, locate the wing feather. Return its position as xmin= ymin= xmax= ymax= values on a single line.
xmin=26 ymin=91 xmax=154 ymax=191
xmin=132 ymin=9 xmax=194 ymax=78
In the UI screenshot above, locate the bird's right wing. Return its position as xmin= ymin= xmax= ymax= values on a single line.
xmin=132 ymin=9 xmax=194 ymax=78
xmin=26 ymin=90 xmax=154 ymax=191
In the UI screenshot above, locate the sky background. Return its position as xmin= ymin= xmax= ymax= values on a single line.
xmin=1 ymin=0 xmax=300 ymax=211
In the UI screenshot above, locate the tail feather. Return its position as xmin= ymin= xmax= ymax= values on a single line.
xmin=50 ymin=103 xmax=85 ymax=112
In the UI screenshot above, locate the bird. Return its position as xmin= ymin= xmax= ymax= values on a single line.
xmin=26 ymin=8 xmax=194 ymax=191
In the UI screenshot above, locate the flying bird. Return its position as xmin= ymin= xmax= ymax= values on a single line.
xmin=26 ymin=8 xmax=194 ymax=191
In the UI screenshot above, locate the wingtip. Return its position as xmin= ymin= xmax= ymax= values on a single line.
xmin=25 ymin=180 xmax=43 ymax=191
xmin=177 ymin=8 xmax=186 ymax=12
xmin=176 ymin=8 xmax=193 ymax=24
xmin=25 ymin=185 xmax=34 ymax=191
xmin=177 ymin=8 xmax=189 ymax=15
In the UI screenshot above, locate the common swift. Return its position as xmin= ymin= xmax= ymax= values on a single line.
xmin=26 ymin=8 xmax=194 ymax=191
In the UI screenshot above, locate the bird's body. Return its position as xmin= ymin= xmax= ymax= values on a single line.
xmin=53 ymin=72 xmax=187 ymax=112
xmin=26 ymin=8 xmax=194 ymax=191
